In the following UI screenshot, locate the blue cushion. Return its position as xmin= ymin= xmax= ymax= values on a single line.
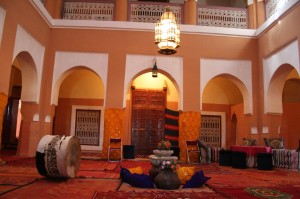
xmin=183 ymin=171 xmax=211 ymax=188
xmin=120 ymin=167 xmax=155 ymax=188
xmin=120 ymin=167 xmax=131 ymax=183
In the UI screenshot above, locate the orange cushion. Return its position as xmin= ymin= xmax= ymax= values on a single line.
xmin=177 ymin=166 xmax=195 ymax=184
xmin=128 ymin=166 xmax=143 ymax=174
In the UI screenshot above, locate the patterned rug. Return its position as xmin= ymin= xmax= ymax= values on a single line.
xmin=1 ymin=178 xmax=121 ymax=199
xmin=245 ymin=186 xmax=295 ymax=199
xmin=1 ymin=151 xmax=300 ymax=199
xmin=0 ymin=176 xmax=38 ymax=195
xmin=207 ymin=165 xmax=300 ymax=199
xmin=92 ymin=189 xmax=225 ymax=199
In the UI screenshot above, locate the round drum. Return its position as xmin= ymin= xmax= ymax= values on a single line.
xmin=36 ymin=135 xmax=81 ymax=178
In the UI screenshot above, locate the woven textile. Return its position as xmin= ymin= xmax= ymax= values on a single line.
xmin=101 ymin=108 xmax=125 ymax=159
xmin=179 ymin=112 xmax=201 ymax=162
xmin=272 ymin=149 xmax=300 ymax=170
xmin=210 ymin=147 xmax=222 ymax=163
xmin=164 ymin=108 xmax=179 ymax=146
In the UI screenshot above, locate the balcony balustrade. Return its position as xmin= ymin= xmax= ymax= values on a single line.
xmin=197 ymin=6 xmax=247 ymax=29
xmin=63 ymin=1 xmax=115 ymax=21
xmin=129 ymin=2 xmax=182 ymax=24
xmin=61 ymin=0 xmax=294 ymax=29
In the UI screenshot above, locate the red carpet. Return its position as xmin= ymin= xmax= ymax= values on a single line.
xmin=0 ymin=178 xmax=121 ymax=199
xmin=1 ymin=150 xmax=300 ymax=199
xmin=92 ymin=189 xmax=224 ymax=199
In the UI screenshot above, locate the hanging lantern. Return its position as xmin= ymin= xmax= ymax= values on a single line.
xmin=152 ymin=62 xmax=158 ymax=78
xmin=155 ymin=6 xmax=180 ymax=55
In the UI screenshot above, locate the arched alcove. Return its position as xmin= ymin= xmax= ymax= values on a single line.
xmin=53 ymin=67 xmax=105 ymax=151
xmin=124 ymin=68 xmax=180 ymax=155
xmin=201 ymin=75 xmax=244 ymax=148
xmin=200 ymin=58 xmax=252 ymax=115
xmin=13 ymin=52 xmax=38 ymax=102
xmin=123 ymin=54 xmax=183 ymax=110
xmin=263 ymin=40 xmax=300 ymax=114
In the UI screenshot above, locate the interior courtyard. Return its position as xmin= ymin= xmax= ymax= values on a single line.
xmin=0 ymin=0 xmax=300 ymax=198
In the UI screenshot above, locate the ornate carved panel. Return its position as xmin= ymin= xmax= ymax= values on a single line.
xmin=75 ymin=109 xmax=100 ymax=146
xmin=200 ymin=115 xmax=221 ymax=148
xmin=131 ymin=89 xmax=166 ymax=155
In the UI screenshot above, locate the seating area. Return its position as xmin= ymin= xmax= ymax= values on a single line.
xmin=197 ymin=138 xmax=300 ymax=171
xmin=1 ymin=149 xmax=300 ymax=199
xmin=264 ymin=138 xmax=300 ymax=170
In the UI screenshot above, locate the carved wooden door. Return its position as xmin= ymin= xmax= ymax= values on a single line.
xmin=131 ymin=88 xmax=166 ymax=155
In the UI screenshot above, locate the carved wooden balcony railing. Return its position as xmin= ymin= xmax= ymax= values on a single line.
xmin=197 ymin=6 xmax=248 ymax=29
xmin=63 ymin=1 xmax=115 ymax=21
xmin=60 ymin=0 xmax=298 ymax=29
xmin=128 ymin=2 xmax=182 ymax=24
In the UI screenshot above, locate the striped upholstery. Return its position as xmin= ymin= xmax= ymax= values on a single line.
xmin=210 ymin=147 xmax=223 ymax=163
xmin=272 ymin=149 xmax=300 ymax=170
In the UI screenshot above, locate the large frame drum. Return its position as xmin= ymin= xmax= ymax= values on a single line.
xmin=36 ymin=135 xmax=81 ymax=178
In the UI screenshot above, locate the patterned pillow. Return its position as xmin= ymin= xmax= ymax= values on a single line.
xmin=242 ymin=138 xmax=256 ymax=146
xmin=264 ymin=138 xmax=284 ymax=149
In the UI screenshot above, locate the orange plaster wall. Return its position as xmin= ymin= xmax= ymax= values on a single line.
xmin=257 ymin=1 xmax=266 ymax=28
xmin=47 ymin=26 xmax=258 ymax=111
xmin=231 ymin=103 xmax=259 ymax=145
xmin=0 ymin=0 xmax=50 ymax=95
xmin=257 ymin=5 xmax=300 ymax=148
xmin=53 ymin=98 xmax=104 ymax=136
xmin=282 ymin=102 xmax=300 ymax=149
xmin=17 ymin=102 xmax=40 ymax=156
xmin=182 ymin=34 xmax=257 ymax=111
xmin=44 ymin=0 xmax=63 ymax=19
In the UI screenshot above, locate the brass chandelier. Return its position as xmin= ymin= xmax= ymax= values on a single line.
xmin=155 ymin=6 xmax=180 ymax=55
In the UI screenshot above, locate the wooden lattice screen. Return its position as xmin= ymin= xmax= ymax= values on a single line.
xmin=75 ymin=109 xmax=101 ymax=146
xmin=200 ymin=115 xmax=221 ymax=148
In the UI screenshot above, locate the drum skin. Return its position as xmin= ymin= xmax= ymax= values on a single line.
xmin=36 ymin=135 xmax=81 ymax=178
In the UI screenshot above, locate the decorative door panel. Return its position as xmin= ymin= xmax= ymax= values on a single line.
xmin=131 ymin=88 xmax=166 ymax=155
xmin=75 ymin=109 xmax=100 ymax=146
xmin=200 ymin=115 xmax=221 ymax=148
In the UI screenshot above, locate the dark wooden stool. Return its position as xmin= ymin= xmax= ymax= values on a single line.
xmin=219 ymin=150 xmax=232 ymax=166
xmin=257 ymin=153 xmax=273 ymax=170
xmin=231 ymin=151 xmax=247 ymax=169
xmin=123 ymin=145 xmax=135 ymax=159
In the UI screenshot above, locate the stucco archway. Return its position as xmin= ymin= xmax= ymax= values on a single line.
xmin=200 ymin=58 xmax=252 ymax=115
xmin=123 ymin=54 xmax=183 ymax=110
xmin=263 ymin=40 xmax=300 ymax=114
xmin=125 ymin=68 xmax=180 ymax=153
xmin=53 ymin=66 xmax=105 ymax=151
xmin=51 ymin=51 xmax=108 ymax=106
